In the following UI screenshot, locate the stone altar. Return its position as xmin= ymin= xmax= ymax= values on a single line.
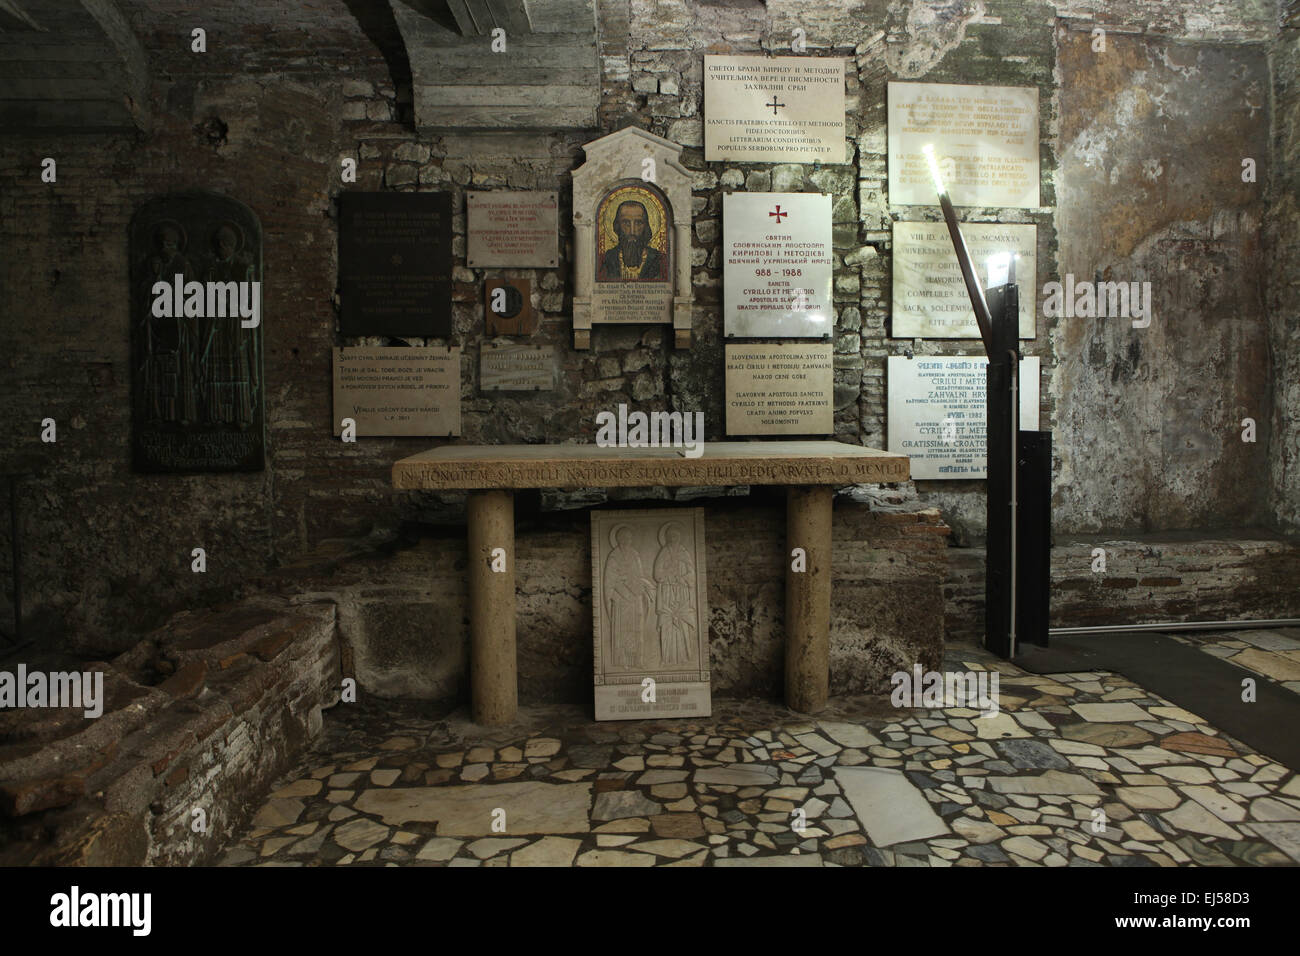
xmin=392 ymin=442 xmax=910 ymax=724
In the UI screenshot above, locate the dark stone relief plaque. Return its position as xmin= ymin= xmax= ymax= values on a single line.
xmin=338 ymin=192 xmax=452 ymax=337
xmin=130 ymin=191 xmax=265 ymax=473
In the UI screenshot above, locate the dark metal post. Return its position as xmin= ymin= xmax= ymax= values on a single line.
xmin=925 ymin=150 xmax=1051 ymax=659
xmin=983 ymin=280 xmax=1018 ymax=657
xmin=7 ymin=474 xmax=19 ymax=645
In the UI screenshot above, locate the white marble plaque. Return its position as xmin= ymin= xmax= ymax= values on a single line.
xmin=592 ymin=508 xmax=710 ymax=721
xmin=725 ymin=343 xmax=834 ymax=436
xmin=466 ymin=190 xmax=559 ymax=268
xmin=480 ymin=344 xmax=556 ymax=391
xmin=888 ymin=82 xmax=1040 ymax=208
xmin=332 ymin=347 xmax=460 ymax=437
xmin=705 ymin=55 xmax=846 ymax=163
xmin=887 ymin=355 xmax=1040 ymax=479
xmin=724 ymin=193 xmax=834 ymax=339
xmin=892 ymin=221 xmax=1037 ymax=338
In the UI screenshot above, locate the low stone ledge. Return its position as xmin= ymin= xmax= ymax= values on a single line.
xmin=943 ymin=531 xmax=1300 ymax=644
xmin=241 ymin=498 xmax=950 ymax=706
xmin=0 ymin=598 xmax=340 ymax=866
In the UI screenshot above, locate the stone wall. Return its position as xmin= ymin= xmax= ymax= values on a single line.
xmin=0 ymin=0 xmax=1295 ymax=653
xmin=1052 ymin=23 xmax=1272 ymax=534
xmin=246 ymin=494 xmax=949 ymax=705
xmin=1267 ymin=2 xmax=1300 ymax=533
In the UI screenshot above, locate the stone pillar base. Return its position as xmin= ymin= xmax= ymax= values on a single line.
xmin=785 ymin=485 xmax=832 ymax=713
xmin=467 ymin=489 xmax=516 ymax=724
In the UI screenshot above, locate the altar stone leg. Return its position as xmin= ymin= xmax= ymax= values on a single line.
xmin=786 ymin=486 xmax=832 ymax=713
xmin=468 ymin=489 xmax=516 ymax=724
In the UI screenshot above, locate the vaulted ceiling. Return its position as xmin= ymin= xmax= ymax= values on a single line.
xmin=389 ymin=0 xmax=600 ymax=131
xmin=0 ymin=0 xmax=601 ymax=134
xmin=0 ymin=0 xmax=149 ymax=131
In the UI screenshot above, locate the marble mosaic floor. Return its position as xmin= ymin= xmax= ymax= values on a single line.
xmin=1169 ymin=627 xmax=1300 ymax=697
xmin=219 ymin=640 xmax=1300 ymax=867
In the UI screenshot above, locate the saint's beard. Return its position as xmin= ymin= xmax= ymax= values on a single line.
xmin=618 ymin=233 xmax=646 ymax=265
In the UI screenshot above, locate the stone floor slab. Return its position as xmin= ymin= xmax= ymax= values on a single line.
xmin=713 ymin=854 xmax=823 ymax=867
xmin=1069 ymin=702 xmax=1150 ymax=723
xmin=354 ymin=781 xmax=592 ymax=835
xmin=695 ymin=764 xmax=781 ymax=786
xmin=592 ymin=789 xmax=660 ymax=821
xmin=1242 ymin=822 xmax=1300 ymax=862
xmin=816 ymin=720 xmax=880 ymax=749
xmin=834 ymin=767 xmax=949 ymax=847
xmin=334 ymin=818 xmax=390 ymax=852
xmin=575 ymin=849 xmax=657 ymax=867
xmin=988 ymin=770 xmax=1102 ymax=796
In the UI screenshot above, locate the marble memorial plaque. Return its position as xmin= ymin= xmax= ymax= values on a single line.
xmin=485 ymin=278 xmax=535 ymax=335
xmin=725 ymin=343 xmax=833 ymax=436
xmin=892 ymin=221 xmax=1036 ymax=338
xmin=705 ymin=55 xmax=846 ymax=164
xmin=332 ymin=346 xmax=460 ymax=437
xmin=466 ymin=191 xmax=559 ymax=268
xmin=572 ymin=127 xmax=695 ymax=349
xmin=888 ymin=82 xmax=1040 ymax=208
xmin=338 ymin=192 xmax=452 ymax=337
xmin=592 ymin=508 xmax=710 ymax=721
xmin=480 ymin=344 xmax=556 ymax=391
xmin=724 ymin=192 xmax=833 ymax=338
xmin=130 ymin=191 xmax=265 ymax=473
xmin=887 ymin=355 xmax=1040 ymax=479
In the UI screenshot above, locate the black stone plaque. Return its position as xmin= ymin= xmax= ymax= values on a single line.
xmin=339 ymin=192 xmax=452 ymax=337
xmin=130 ymin=191 xmax=265 ymax=473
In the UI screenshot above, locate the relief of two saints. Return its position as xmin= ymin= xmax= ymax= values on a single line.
xmin=602 ymin=523 xmax=696 ymax=670
xmin=137 ymin=219 xmax=259 ymax=427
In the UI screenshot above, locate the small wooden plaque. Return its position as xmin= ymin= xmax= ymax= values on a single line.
xmin=485 ymin=278 xmax=535 ymax=335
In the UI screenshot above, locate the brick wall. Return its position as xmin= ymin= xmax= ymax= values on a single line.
xmin=0 ymin=0 xmax=1293 ymax=655
xmin=0 ymin=599 xmax=339 ymax=865
xmin=945 ymin=533 xmax=1300 ymax=644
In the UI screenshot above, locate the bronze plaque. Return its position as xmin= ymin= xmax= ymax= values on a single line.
xmin=130 ymin=191 xmax=265 ymax=472
xmin=338 ymin=191 xmax=452 ymax=337
xmin=484 ymin=278 xmax=535 ymax=335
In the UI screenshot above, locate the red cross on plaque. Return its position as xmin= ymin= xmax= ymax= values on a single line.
xmin=769 ymin=206 xmax=788 ymax=223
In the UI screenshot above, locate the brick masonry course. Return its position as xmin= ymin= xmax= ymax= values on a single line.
xmin=0 ymin=0 xmax=1295 ymax=659
xmin=0 ymin=599 xmax=339 ymax=866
